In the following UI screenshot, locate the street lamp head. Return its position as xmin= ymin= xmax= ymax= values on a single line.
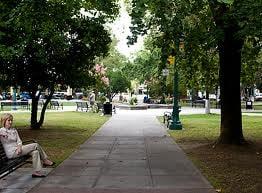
xmin=167 ymin=55 xmax=175 ymax=65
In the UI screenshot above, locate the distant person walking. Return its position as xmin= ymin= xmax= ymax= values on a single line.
xmin=89 ymin=91 xmax=96 ymax=106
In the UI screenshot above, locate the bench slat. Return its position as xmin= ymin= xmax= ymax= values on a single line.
xmin=76 ymin=102 xmax=88 ymax=112
xmin=50 ymin=101 xmax=63 ymax=110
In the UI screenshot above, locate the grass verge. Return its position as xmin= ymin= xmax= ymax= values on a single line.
xmin=11 ymin=111 xmax=109 ymax=165
xmin=163 ymin=114 xmax=262 ymax=193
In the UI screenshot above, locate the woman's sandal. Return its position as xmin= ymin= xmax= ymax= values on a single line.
xmin=43 ymin=161 xmax=56 ymax=167
xmin=32 ymin=174 xmax=46 ymax=178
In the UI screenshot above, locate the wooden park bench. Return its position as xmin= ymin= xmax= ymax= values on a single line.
xmin=0 ymin=140 xmax=35 ymax=179
xmin=50 ymin=101 xmax=63 ymax=110
xmin=0 ymin=101 xmax=30 ymax=111
xmin=192 ymin=99 xmax=205 ymax=108
xmin=76 ymin=102 xmax=89 ymax=112
xmin=0 ymin=102 xmax=12 ymax=111
xmin=17 ymin=101 xmax=30 ymax=110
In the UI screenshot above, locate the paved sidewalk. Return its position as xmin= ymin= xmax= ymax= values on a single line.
xmin=0 ymin=107 xmax=259 ymax=193
xmin=25 ymin=109 xmax=215 ymax=193
xmin=0 ymin=168 xmax=52 ymax=193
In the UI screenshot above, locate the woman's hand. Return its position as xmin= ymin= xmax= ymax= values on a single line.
xmin=0 ymin=134 xmax=8 ymax=138
xmin=16 ymin=146 xmax=22 ymax=155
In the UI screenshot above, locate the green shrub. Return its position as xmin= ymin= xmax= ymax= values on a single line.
xmin=129 ymin=97 xmax=138 ymax=105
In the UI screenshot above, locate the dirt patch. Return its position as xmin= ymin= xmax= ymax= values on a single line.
xmin=179 ymin=141 xmax=262 ymax=193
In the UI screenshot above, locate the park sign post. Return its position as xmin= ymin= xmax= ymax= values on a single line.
xmin=168 ymin=51 xmax=182 ymax=130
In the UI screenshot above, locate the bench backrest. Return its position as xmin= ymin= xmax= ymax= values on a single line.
xmin=76 ymin=102 xmax=82 ymax=107
xmin=1 ymin=101 xmax=29 ymax=106
xmin=51 ymin=101 xmax=59 ymax=106
xmin=16 ymin=101 xmax=29 ymax=106
xmin=82 ymin=102 xmax=88 ymax=108
xmin=0 ymin=141 xmax=8 ymax=165
xmin=0 ymin=102 xmax=12 ymax=106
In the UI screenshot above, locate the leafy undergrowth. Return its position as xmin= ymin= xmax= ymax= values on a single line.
xmin=167 ymin=114 xmax=262 ymax=193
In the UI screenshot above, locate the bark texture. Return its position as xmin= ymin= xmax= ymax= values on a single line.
xmin=217 ymin=24 xmax=245 ymax=144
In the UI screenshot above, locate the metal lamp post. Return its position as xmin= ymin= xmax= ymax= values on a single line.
xmin=168 ymin=44 xmax=182 ymax=130
xmin=162 ymin=68 xmax=169 ymax=103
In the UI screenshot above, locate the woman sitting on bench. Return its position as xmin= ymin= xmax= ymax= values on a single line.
xmin=0 ymin=113 xmax=55 ymax=178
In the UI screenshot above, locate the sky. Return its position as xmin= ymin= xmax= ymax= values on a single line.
xmin=109 ymin=0 xmax=144 ymax=58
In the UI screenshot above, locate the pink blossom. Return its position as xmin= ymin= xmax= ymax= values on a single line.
xmin=101 ymin=76 xmax=109 ymax=86
xmin=95 ymin=63 xmax=106 ymax=75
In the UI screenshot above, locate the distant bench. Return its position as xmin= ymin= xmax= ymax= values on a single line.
xmin=76 ymin=102 xmax=89 ymax=112
xmin=182 ymin=99 xmax=205 ymax=108
xmin=0 ymin=101 xmax=30 ymax=111
xmin=192 ymin=99 xmax=205 ymax=108
xmin=50 ymin=101 xmax=63 ymax=110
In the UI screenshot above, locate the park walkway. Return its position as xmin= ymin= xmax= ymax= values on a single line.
xmin=1 ymin=107 xmax=260 ymax=192
xmin=26 ymin=109 xmax=215 ymax=193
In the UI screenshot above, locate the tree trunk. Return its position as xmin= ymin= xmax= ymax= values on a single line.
xmin=30 ymin=88 xmax=54 ymax=129
xmin=208 ymin=1 xmax=246 ymax=145
xmin=30 ymin=90 xmax=41 ymax=129
xmin=108 ymin=92 xmax=112 ymax=102
xmin=38 ymin=89 xmax=54 ymax=126
xmin=216 ymin=25 xmax=245 ymax=144
xmin=205 ymin=90 xmax=210 ymax=114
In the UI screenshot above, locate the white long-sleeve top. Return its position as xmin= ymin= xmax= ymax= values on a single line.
xmin=0 ymin=127 xmax=22 ymax=158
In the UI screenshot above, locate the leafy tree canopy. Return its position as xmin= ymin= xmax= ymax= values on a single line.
xmin=127 ymin=0 xmax=262 ymax=144
xmin=0 ymin=0 xmax=119 ymax=128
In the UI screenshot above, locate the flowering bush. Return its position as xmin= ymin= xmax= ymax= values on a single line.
xmin=95 ymin=63 xmax=106 ymax=74
xmin=101 ymin=76 xmax=109 ymax=86
xmin=94 ymin=64 xmax=109 ymax=86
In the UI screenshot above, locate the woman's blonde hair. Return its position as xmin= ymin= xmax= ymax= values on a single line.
xmin=1 ymin=113 xmax=13 ymax=127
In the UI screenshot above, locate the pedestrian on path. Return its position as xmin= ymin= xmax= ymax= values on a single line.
xmin=89 ymin=91 xmax=96 ymax=106
xmin=0 ymin=113 xmax=55 ymax=178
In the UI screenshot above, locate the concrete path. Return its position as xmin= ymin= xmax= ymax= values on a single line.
xmin=26 ymin=109 xmax=215 ymax=193
xmin=1 ymin=107 xmax=259 ymax=192
xmin=0 ymin=168 xmax=52 ymax=193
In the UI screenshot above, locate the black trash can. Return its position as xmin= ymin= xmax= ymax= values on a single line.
xmin=246 ymin=100 xmax=253 ymax=109
xmin=103 ymin=102 xmax=112 ymax=115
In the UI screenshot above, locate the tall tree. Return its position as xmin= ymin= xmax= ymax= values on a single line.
xmin=241 ymin=38 xmax=262 ymax=96
xmin=208 ymin=0 xmax=261 ymax=144
xmin=128 ymin=0 xmax=262 ymax=144
xmin=0 ymin=0 xmax=119 ymax=129
xmin=107 ymin=70 xmax=131 ymax=101
xmin=92 ymin=36 xmax=131 ymax=100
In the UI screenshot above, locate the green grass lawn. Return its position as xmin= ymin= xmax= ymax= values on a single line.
xmin=163 ymin=114 xmax=262 ymax=193
xmin=10 ymin=111 xmax=109 ymax=165
xmin=60 ymin=101 xmax=78 ymax=106
xmin=167 ymin=114 xmax=262 ymax=142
